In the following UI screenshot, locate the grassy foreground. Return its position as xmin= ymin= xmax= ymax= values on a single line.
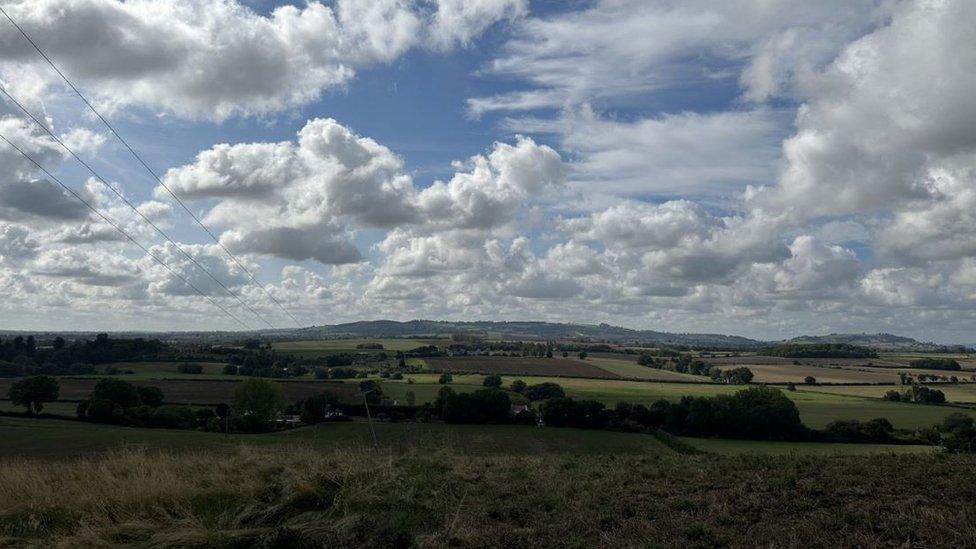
xmin=2 ymin=445 xmax=975 ymax=547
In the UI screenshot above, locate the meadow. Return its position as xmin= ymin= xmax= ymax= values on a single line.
xmin=0 ymin=430 xmax=972 ymax=547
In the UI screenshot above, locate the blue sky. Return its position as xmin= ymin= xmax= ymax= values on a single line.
xmin=2 ymin=0 xmax=976 ymax=343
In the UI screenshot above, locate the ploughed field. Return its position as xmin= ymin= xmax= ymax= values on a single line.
xmin=0 ymin=378 xmax=361 ymax=405
xmin=424 ymin=356 xmax=621 ymax=379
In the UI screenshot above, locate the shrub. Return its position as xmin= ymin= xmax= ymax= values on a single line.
xmin=222 ymin=364 xmax=239 ymax=375
xmin=438 ymin=373 xmax=453 ymax=384
xmin=511 ymin=379 xmax=527 ymax=393
xmin=804 ymin=376 xmax=817 ymax=385
xmin=523 ymin=382 xmax=565 ymax=401
xmin=577 ymin=351 xmax=588 ymax=360
xmin=823 ymin=418 xmax=894 ymax=442
xmin=883 ymin=390 xmax=903 ymax=402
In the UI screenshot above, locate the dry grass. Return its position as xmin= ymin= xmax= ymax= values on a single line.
xmin=3 ymin=446 xmax=976 ymax=547
xmin=425 ymin=356 xmax=620 ymax=379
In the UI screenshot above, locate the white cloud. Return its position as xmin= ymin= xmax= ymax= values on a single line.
xmin=0 ymin=0 xmax=525 ymax=120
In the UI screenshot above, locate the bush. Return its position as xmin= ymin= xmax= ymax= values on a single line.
xmin=483 ymin=375 xmax=502 ymax=388
xmin=523 ymin=382 xmax=565 ymax=401
xmin=438 ymin=373 xmax=453 ymax=384
xmin=329 ymin=367 xmax=358 ymax=379
xmin=177 ymin=363 xmax=203 ymax=374
xmin=804 ymin=376 xmax=817 ymax=385
xmin=577 ymin=351 xmax=588 ymax=360
xmin=883 ymin=390 xmax=903 ymax=402
xmin=313 ymin=368 xmax=328 ymax=379
xmin=222 ymin=364 xmax=239 ymax=375
xmin=511 ymin=379 xmax=527 ymax=393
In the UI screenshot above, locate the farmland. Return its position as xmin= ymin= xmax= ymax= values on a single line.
xmin=0 ymin=377 xmax=361 ymax=406
xmin=424 ymin=356 xmax=621 ymax=379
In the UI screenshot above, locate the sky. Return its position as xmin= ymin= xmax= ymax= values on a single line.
xmin=1 ymin=0 xmax=976 ymax=342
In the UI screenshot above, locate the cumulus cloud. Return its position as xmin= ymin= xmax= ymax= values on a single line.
xmin=161 ymin=119 xmax=563 ymax=264
xmin=0 ymin=0 xmax=525 ymax=119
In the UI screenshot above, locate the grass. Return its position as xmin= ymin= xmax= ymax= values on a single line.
xmin=3 ymin=440 xmax=976 ymax=546
xmin=679 ymin=437 xmax=937 ymax=456
xmin=89 ymin=361 xmax=234 ymax=380
xmin=0 ymin=417 xmax=672 ymax=460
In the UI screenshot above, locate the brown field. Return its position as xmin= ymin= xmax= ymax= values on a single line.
xmin=0 ymin=378 xmax=360 ymax=406
xmin=425 ymin=356 xmax=620 ymax=379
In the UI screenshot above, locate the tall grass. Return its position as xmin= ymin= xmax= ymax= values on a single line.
xmin=2 ymin=446 xmax=976 ymax=547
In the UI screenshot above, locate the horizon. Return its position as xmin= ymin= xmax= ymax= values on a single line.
xmin=1 ymin=1 xmax=976 ymax=342
xmin=0 ymin=318 xmax=968 ymax=347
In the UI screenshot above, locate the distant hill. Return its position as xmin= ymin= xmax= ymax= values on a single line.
xmin=292 ymin=320 xmax=761 ymax=349
xmin=785 ymin=333 xmax=969 ymax=352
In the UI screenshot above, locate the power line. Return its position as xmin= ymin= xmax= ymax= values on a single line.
xmin=0 ymin=83 xmax=276 ymax=330
xmin=0 ymin=131 xmax=253 ymax=331
xmin=0 ymin=5 xmax=304 ymax=328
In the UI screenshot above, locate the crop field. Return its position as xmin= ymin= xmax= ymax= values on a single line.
xmin=587 ymin=357 xmax=708 ymax=381
xmin=424 ymin=356 xmax=620 ymax=378
xmin=0 ymin=378 xmax=361 ymax=406
xmin=744 ymin=363 xmax=897 ymax=383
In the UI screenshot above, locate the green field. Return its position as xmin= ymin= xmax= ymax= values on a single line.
xmin=805 ymin=383 xmax=976 ymax=403
xmin=87 ymin=361 xmax=234 ymax=379
xmin=367 ymin=374 xmax=976 ymax=429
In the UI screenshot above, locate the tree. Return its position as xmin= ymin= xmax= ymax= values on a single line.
xmin=223 ymin=363 xmax=239 ymax=375
xmin=53 ymin=336 xmax=65 ymax=350
xmin=438 ymin=373 xmax=453 ymax=384
xmin=91 ymin=378 xmax=141 ymax=409
xmin=300 ymin=392 xmax=339 ymax=424
xmin=577 ymin=351 xmax=588 ymax=360
xmin=483 ymin=375 xmax=502 ymax=388
xmin=523 ymin=382 xmax=565 ymax=401
xmin=233 ymin=379 xmax=286 ymax=429
xmin=803 ymin=376 xmax=817 ymax=385
xmin=8 ymin=375 xmax=59 ymax=414
xmin=136 ymin=386 xmax=164 ymax=407
xmin=511 ymin=379 xmax=527 ymax=393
